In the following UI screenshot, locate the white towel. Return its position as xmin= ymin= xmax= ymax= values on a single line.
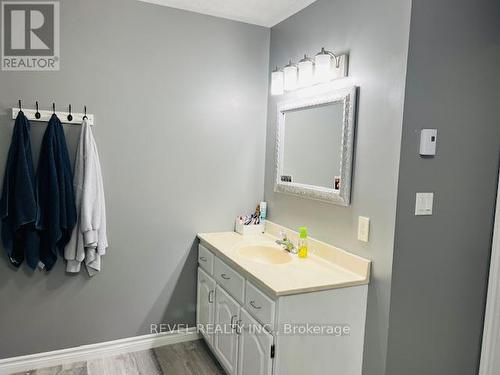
xmin=65 ymin=119 xmax=108 ymax=276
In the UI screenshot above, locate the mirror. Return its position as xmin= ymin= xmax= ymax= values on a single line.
xmin=282 ymin=102 xmax=343 ymax=188
xmin=275 ymin=86 xmax=356 ymax=205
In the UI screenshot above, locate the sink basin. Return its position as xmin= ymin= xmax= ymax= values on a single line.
xmin=237 ymin=245 xmax=292 ymax=265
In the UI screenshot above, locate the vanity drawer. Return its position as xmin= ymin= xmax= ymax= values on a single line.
xmin=245 ymin=281 xmax=275 ymax=330
xmin=198 ymin=244 xmax=214 ymax=275
xmin=214 ymin=258 xmax=245 ymax=304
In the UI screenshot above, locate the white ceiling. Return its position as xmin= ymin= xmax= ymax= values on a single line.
xmin=138 ymin=0 xmax=318 ymax=27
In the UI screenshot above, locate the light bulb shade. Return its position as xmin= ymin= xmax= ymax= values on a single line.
xmin=298 ymin=59 xmax=314 ymax=87
xmin=283 ymin=64 xmax=298 ymax=91
xmin=314 ymin=53 xmax=332 ymax=82
xmin=271 ymin=69 xmax=284 ymax=96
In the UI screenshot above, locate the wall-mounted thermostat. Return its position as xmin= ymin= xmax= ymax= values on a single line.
xmin=419 ymin=129 xmax=437 ymax=156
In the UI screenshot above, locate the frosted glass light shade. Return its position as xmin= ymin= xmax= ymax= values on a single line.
xmin=283 ymin=63 xmax=298 ymax=91
xmin=315 ymin=52 xmax=333 ymax=83
xmin=298 ymin=57 xmax=314 ymax=87
xmin=271 ymin=69 xmax=284 ymax=96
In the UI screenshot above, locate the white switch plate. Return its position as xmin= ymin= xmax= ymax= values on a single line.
xmin=415 ymin=192 xmax=434 ymax=215
xmin=358 ymin=216 xmax=370 ymax=242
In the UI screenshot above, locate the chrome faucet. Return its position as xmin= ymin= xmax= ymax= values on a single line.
xmin=276 ymin=231 xmax=296 ymax=253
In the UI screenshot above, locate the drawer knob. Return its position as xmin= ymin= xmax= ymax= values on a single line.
xmin=199 ymin=256 xmax=207 ymax=262
xmin=221 ymin=273 xmax=231 ymax=280
xmin=250 ymin=300 xmax=262 ymax=310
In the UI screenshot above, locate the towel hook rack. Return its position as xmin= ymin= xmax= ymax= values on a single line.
xmin=11 ymin=102 xmax=94 ymax=125
xmin=67 ymin=104 xmax=73 ymax=122
xmin=35 ymin=101 xmax=41 ymax=119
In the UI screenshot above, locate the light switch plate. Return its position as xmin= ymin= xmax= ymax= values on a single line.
xmin=415 ymin=193 xmax=434 ymax=215
xmin=358 ymin=216 xmax=370 ymax=242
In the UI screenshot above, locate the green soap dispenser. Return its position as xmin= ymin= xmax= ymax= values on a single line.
xmin=298 ymin=227 xmax=308 ymax=258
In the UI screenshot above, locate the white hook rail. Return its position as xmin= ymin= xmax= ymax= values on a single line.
xmin=12 ymin=108 xmax=95 ymax=126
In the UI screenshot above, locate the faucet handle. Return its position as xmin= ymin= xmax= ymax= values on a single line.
xmin=279 ymin=230 xmax=287 ymax=240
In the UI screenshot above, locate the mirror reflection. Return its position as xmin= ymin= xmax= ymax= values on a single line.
xmin=281 ymin=102 xmax=343 ymax=190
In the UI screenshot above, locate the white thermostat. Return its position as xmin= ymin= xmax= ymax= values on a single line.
xmin=419 ymin=129 xmax=437 ymax=156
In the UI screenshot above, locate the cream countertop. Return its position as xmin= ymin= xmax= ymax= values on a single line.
xmin=197 ymin=221 xmax=371 ymax=298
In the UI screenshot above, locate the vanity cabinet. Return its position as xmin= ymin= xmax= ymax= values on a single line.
xmin=214 ymin=257 xmax=245 ymax=304
xmin=198 ymin=245 xmax=214 ymax=274
xmin=196 ymin=242 xmax=368 ymax=375
xmin=237 ymin=308 xmax=273 ymax=375
xmin=214 ymin=285 xmax=240 ymax=374
xmin=197 ymin=244 xmax=274 ymax=375
xmin=196 ymin=268 xmax=215 ymax=346
xmin=244 ymin=281 xmax=275 ymax=330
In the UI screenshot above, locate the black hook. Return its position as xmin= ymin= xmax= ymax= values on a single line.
xmin=52 ymin=103 xmax=56 ymax=114
xmin=67 ymin=104 xmax=73 ymax=122
xmin=18 ymin=100 xmax=22 ymax=111
xmin=83 ymin=105 xmax=88 ymax=120
xmin=35 ymin=101 xmax=41 ymax=119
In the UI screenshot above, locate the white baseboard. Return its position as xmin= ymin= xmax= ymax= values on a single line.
xmin=0 ymin=328 xmax=200 ymax=375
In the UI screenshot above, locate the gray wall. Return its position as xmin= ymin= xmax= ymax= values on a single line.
xmin=264 ymin=0 xmax=412 ymax=374
xmin=386 ymin=0 xmax=500 ymax=374
xmin=0 ymin=0 xmax=269 ymax=358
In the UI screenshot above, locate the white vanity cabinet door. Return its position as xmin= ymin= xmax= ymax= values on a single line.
xmin=197 ymin=268 xmax=216 ymax=346
xmin=237 ymin=308 xmax=274 ymax=375
xmin=214 ymin=285 xmax=240 ymax=375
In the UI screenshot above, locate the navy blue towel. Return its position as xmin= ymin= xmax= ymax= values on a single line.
xmin=36 ymin=114 xmax=77 ymax=271
xmin=0 ymin=111 xmax=39 ymax=269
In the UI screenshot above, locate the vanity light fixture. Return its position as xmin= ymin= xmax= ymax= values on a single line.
xmin=297 ymin=55 xmax=315 ymax=88
xmin=271 ymin=66 xmax=284 ymax=96
xmin=283 ymin=60 xmax=298 ymax=91
xmin=271 ymin=47 xmax=347 ymax=96
xmin=314 ymin=47 xmax=340 ymax=83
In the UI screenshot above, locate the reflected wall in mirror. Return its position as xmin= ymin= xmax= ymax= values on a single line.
xmin=283 ymin=102 xmax=343 ymax=188
xmin=275 ymin=86 xmax=356 ymax=205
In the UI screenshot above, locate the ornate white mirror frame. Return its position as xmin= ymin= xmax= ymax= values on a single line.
xmin=274 ymin=86 xmax=357 ymax=206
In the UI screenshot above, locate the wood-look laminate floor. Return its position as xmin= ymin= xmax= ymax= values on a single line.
xmin=13 ymin=340 xmax=225 ymax=375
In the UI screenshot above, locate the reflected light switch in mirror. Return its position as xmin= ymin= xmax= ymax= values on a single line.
xmin=358 ymin=216 xmax=370 ymax=242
